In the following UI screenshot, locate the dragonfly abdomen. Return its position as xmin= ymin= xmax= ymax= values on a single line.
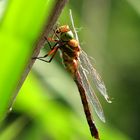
xmin=62 ymin=51 xmax=78 ymax=75
xmin=60 ymin=40 xmax=80 ymax=76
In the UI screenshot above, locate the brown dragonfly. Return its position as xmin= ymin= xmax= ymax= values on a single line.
xmin=34 ymin=10 xmax=111 ymax=139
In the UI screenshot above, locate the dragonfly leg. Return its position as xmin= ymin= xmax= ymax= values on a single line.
xmin=33 ymin=46 xmax=58 ymax=63
xmin=44 ymin=36 xmax=53 ymax=49
xmin=52 ymin=29 xmax=60 ymax=40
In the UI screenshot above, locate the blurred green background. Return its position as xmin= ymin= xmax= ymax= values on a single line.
xmin=0 ymin=0 xmax=140 ymax=140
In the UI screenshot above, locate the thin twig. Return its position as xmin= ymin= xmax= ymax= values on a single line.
xmin=9 ymin=0 xmax=69 ymax=109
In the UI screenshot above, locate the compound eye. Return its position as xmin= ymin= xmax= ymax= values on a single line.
xmin=60 ymin=31 xmax=74 ymax=41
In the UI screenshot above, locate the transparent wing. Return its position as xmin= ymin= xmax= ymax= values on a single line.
xmin=69 ymin=9 xmax=79 ymax=43
xmin=78 ymin=64 xmax=105 ymax=122
xmin=79 ymin=50 xmax=112 ymax=103
xmin=69 ymin=9 xmax=111 ymax=103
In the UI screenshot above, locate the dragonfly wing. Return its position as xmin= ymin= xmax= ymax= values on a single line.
xmin=78 ymin=64 xmax=105 ymax=122
xmin=79 ymin=51 xmax=111 ymax=103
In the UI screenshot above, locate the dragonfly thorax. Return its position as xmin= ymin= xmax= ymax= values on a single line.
xmin=68 ymin=39 xmax=79 ymax=48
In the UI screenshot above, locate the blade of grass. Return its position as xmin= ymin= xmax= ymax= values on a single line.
xmin=0 ymin=0 xmax=68 ymax=121
xmin=0 ymin=117 xmax=27 ymax=140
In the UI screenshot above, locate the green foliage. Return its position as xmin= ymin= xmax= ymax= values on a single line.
xmin=0 ymin=0 xmax=140 ymax=140
xmin=0 ymin=0 xmax=56 ymax=121
xmin=0 ymin=117 xmax=27 ymax=140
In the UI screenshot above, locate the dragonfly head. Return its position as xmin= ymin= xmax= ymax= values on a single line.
xmin=56 ymin=25 xmax=70 ymax=34
xmin=60 ymin=30 xmax=74 ymax=41
xmin=55 ymin=25 xmax=74 ymax=42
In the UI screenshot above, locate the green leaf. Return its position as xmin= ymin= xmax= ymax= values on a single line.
xmin=0 ymin=0 xmax=56 ymax=121
xmin=0 ymin=117 xmax=27 ymax=140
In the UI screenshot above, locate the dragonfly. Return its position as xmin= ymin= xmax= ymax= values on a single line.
xmin=33 ymin=10 xmax=111 ymax=140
